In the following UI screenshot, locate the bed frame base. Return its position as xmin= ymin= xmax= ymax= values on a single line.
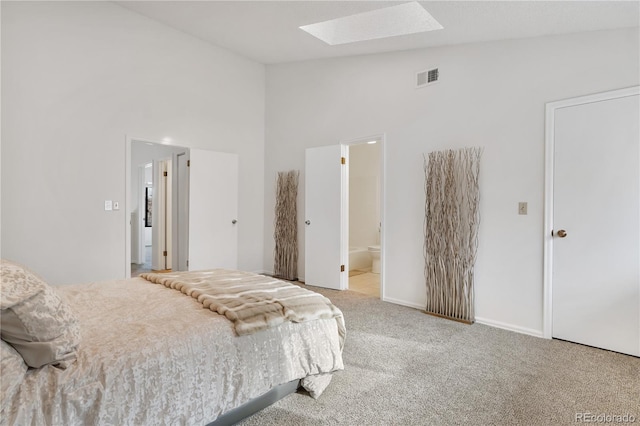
xmin=206 ymin=379 xmax=300 ymax=426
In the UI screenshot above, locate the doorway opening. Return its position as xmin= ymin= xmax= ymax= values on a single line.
xmin=126 ymin=138 xmax=240 ymax=278
xmin=303 ymin=136 xmax=384 ymax=295
xmin=128 ymin=140 xmax=189 ymax=277
xmin=345 ymin=136 xmax=384 ymax=299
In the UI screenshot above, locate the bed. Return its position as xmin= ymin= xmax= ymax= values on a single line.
xmin=0 ymin=261 xmax=345 ymax=425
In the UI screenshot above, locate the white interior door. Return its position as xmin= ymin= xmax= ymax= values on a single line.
xmin=552 ymin=90 xmax=639 ymax=356
xmin=151 ymin=159 xmax=170 ymax=271
xmin=188 ymin=149 xmax=238 ymax=271
xmin=305 ymin=145 xmax=347 ymax=290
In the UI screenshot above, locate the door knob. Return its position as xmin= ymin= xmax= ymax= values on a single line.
xmin=555 ymin=229 xmax=567 ymax=238
xmin=232 ymin=219 xmax=237 ymax=225
xmin=305 ymin=220 xmax=311 ymax=225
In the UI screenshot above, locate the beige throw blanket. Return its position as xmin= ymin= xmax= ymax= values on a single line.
xmin=140 ymin=269 xmax=345 ymax=340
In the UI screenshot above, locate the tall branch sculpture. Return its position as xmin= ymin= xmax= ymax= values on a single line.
xmin=424 ymin=147 xmax=482 ymax=323
xmin=274 ymin=170 xmax=299 ymax=281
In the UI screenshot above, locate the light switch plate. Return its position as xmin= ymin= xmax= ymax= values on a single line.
xmin=518 ymin=202 xmax=527 ymax=215
xmin=104 ymin=200 xmax=113 ymax=211
xmin=113 ymin=201 xmax=119 ymax=210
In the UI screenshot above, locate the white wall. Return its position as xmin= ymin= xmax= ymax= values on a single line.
xmin=1 ymin=2 xmax=265 ymax=284
xmin=349 ymin=142 xmax=380 ymax=249
xmin=264 ymin=28 xmax=639 ymax=335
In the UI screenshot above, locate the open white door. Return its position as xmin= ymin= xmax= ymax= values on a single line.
xmin=151 ymin=159 xmax=171 ymax=271
xmin=173 ymin=151 xmax=190 ymax=271
xmin=551 ymin=89 xmax=639 ymax=356
xmin=188 ymin=149 xmax=238 ymax=270
xmin=305 ymin=145 xmax=347 ymax=290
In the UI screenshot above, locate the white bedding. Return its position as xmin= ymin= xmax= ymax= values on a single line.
xmin=1 ymin=277 xmax=344 ymax=425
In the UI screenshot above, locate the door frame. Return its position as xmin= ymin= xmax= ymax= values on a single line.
xmin=542 ymin=86 xmax=640 ymax=339
xmin=342 ymin=133 xmax=386 ymax=299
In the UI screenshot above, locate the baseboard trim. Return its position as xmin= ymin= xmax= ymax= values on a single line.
xmin=475 ymin=316 xmax=544 ymax=339
xmin=381 ymin=297 xmax=424 ymax=311
xmin=257 ymin=276 xmax=544 ymax=339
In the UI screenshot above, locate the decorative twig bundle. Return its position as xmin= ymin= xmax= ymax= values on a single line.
xmin=274 ymin=170 xmax=299 ymax=281
xmin=424 ymin=147 xmax=482 ymax=323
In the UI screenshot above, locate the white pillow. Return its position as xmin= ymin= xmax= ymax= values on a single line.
xmin=0 ymin=260 xmax=80 ymax=368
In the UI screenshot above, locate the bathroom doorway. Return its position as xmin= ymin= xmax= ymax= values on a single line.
xmin=346 ymin=136 xmax=384 ymax=298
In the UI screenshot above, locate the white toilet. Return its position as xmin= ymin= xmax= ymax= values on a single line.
xmin=368 ymin=245 xmax=380 ymax=274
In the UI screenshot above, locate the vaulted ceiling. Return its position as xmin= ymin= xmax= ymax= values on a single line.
xmin=116 ymin=1 xmax=639 ymax=64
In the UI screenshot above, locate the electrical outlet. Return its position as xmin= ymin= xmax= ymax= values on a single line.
xmin=104 ymin=200 xmax=113 ymax=211
xmin=518 ymin=202 xmax=527 ymax=215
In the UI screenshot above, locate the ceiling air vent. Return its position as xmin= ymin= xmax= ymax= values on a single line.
xmin=416 ymin=67 xmax=439 ymax=88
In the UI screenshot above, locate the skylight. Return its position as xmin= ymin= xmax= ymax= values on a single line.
xmin=299 ymin=2 xmax=443 ymax=46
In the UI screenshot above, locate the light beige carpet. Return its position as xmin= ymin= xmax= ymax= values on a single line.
xmin=240 ymin=286 xmax=639 ymax=425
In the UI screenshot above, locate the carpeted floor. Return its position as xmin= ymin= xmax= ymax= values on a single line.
xmin=240 ymin=286 xmax=639 ymax=425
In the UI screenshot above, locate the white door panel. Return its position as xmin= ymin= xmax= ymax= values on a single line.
xmin=189 ymin=149 xmax=238 ymax=271
xmin=305 ymin=145 xmax=347 ymax=290
xmin=553 ymin=93 xmax=639 ymax=356
xmin=151 ymin=159 xmax=170 ymax=271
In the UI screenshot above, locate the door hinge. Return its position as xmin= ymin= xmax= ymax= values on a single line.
xmin=187 ymin=160 xmax=190 ymax=167
xmin=163 ymin=171 xmax=168 ymax=177
xmin=163 ymin=250 xmax=167 ymax=257
xmin=186 ymin=260 xmax=189 ymax=267
xmin=340 ymin=264 xmax=345 ymax=272
xmin=341 ymin=157 xmax=346 ymax=165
